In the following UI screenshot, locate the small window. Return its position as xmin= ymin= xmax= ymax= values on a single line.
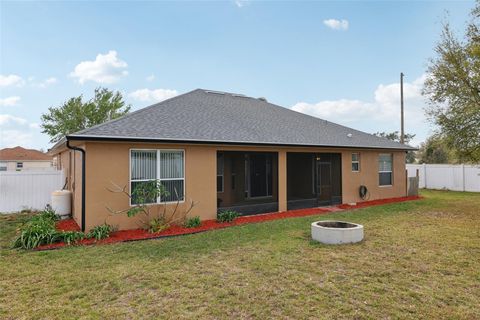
xmin=16 ymin=162 xmax=23 ymax=169
xmin=378 ymin=154 xmax=393 ymax=186
xmin=0 ymin=162 xmax=7 ymax=171
xmin=217 ymin=153 xmax=224 ymax=193
xmin=351 ymin=153 xmax=360 ymax=172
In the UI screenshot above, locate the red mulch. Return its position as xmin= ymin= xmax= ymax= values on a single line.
xmin=337 ymin=195 xmax=422 ymax=209
xmin=37 ymin=195 xmax=421 ymax=250
xmin=56 ymin=219 xmax=81 ymax=232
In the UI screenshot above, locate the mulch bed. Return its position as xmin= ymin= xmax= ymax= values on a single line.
xmin=37 ymin=195 xmax=421 ymax=251
xmin=56 ymin=219 xmax=81 ymax=232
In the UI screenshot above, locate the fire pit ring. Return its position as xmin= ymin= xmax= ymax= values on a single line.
xmin=311 ymin=220 xmax=364 ymax=244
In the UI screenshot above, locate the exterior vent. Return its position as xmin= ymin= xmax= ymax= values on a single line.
xmin=347 ymin=133 xmax=353 ymax=138
xmin=258 ymin=97 xmax=267 ymax=102
xmin=205 ymin=90 xmax=225 ymax=95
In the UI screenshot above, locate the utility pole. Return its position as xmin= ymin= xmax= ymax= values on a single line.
xmin=400 ymin=72 xmax=405 ymax=144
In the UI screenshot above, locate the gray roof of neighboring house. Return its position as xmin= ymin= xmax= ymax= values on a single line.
xmin=67 ymin=89 xmax=415 ymax=150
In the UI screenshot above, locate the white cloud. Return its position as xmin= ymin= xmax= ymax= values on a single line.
xmin=70 ymin=50 xmax=128 ymax=84
xmin=0 ymin=130 xmax=33 ymax=148
xmin=234 ymin=0 xmax=249 ymax=8
xmin=37 ymin=77 xmax=57 ymax=88
xmin=146 ymin=74 xmax=155 ymax=82
xmin=0 ymin=96 xmax=21 ymax=107
xmin=291 ymin=75 xmax=429 ymax=146
xmin=323 ymin=19 xmax=349 ymax=31
xmin=0 ymin=74 xmax=25 ymax=87
xmin=0 ymin=114 xmax=28 ymax=126
xmin=29 ymin=77 xmax=57 ymax=88
xmin=0 ymin=115 xmax=40 ymax=148
xmin=129 ymin=88 xmax=178 ymax=103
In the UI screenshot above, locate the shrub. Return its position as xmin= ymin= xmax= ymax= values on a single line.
xmin=87 ymin=224 xmax=113 ymax=240
xmin=184 ymin=216 xmax=201 ymax=228
xmin=38 ymin=208 xmax=58 ymax=222
xmin=107 ymin=180 xmax=197 ymax=233
xmin=12 ymin=213 xmax=59 ymax=249
xmin=217 ymin=210 xmax=239 ymax=223
xmin=148 ymin=217 xmax=169 ymax=233
xmin=60 ymin=231 xmax=85 ymax=245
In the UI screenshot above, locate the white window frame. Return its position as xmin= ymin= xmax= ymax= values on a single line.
xmin=16 ymin=162 xmax=23 ymax=169
xmin=0 ymin=162 xmax=7 ymax=171
xmin=129 ymin=148 xmax=185 ymax=206
xmin=378 ymin=153 xmax=393 ymax=187
xmin=351 ymin=153 xmax=360 ymax=172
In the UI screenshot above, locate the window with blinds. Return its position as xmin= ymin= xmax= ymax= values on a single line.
xmin=378 ymin=153 xmax=393 ymax=186
xmin=130 ymin=149 xmax=185 ymax=204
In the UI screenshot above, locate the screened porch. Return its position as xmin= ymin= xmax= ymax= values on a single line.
xmin=216 ymin=151 xmax=278 ymax=215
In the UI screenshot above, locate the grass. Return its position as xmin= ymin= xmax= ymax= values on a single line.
xmin=1 ymin=190 xmax=479 ymax=319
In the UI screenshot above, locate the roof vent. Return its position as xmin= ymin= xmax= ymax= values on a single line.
xmin=258 ymin=97 xmax=267 ymax=102
xmin=347 ymin=133 xmax=353 ymax=138
xmin=205 ymin=90 xmax=225 ymax=95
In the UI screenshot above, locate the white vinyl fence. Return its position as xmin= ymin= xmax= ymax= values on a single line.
xmin=0 ymin=170 xmax=65 ymax=213
xmin=407 ymin=164 xmax=480 ymax=192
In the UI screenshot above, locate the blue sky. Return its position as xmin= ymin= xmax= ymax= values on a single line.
xmin=0 ymin=0 xmax=475 ymax=150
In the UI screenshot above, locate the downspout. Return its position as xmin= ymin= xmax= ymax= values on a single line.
xmin=66 ymin=140 xmax=86 ymax=232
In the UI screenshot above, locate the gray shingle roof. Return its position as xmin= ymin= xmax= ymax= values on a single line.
xmin=69 ymin=89 xmax=414 ymax=150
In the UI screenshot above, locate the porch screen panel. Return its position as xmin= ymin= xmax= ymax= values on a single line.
xmin=130 ymin=150 xmax=157 ymax=204
xmin=217 ymin=153 xmax=224 ymax=192
xmin=160 ymin=151 xmax=184 ymax=202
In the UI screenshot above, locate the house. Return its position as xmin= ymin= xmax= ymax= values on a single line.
xmin=0 ymin=146 xmax=53 ymax=171
xmin=49 ymin=89 xmax=415 ymax=232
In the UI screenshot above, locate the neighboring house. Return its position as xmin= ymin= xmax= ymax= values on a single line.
xmin=49 ymin=89 xmax=415 ymax=232
xmin=0 ymin=146 xmax=53 ymax=171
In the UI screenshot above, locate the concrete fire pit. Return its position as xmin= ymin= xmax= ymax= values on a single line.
xmin=311 ymin=220 xmax=364 ymax=244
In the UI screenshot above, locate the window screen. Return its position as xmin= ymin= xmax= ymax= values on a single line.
xmin=130 ymin=150 xmax=184 ymax=204
xmin=378 ymin=154 xmax=393 ymax=186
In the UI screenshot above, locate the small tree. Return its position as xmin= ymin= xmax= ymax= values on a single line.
xmin=41 ymin=87 xmax=131 ymax=143
xmin=374 ymin=131 xmax=416 ymax=163
xmin=106 ymin=180 xmax=196 ymax=232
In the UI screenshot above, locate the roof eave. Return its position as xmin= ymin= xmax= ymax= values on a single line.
xmin=47 ymin=138 xmax=68 ymax=155
xmin=66 ymin=134 xmax=417 ymax=151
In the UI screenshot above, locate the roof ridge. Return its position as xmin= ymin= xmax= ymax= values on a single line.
xmin=68 ymin=89 xmax=201 ymax=137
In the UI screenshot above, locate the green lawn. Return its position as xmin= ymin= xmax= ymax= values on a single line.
xmin=1 ymin=190 xmax=479 ymax=319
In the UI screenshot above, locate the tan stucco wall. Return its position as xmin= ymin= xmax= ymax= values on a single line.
xmin=84 ymin=142 xmax=217 ymax=231
xmin=55 ymin=141 xmax=407 ymax=232
xmin=56 ymin=147 xmax=83 ymax=229
xmin=340 ymin=150 xmax=406 ymax=203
